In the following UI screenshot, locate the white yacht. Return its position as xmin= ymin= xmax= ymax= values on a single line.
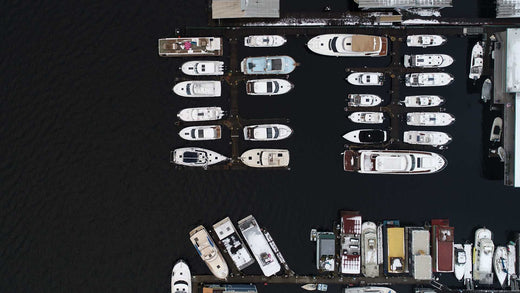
xmin=171 ymin=147 xmax=228 ymax=168
xmin=463 ymin=244 xmax=474 ymax=287
xmin=404 ymin=54 xmax=454 ymax=68
xmin=348 ymin=112 xmax=384 ymax=124
xmin=301 ymin=284 xmax=317 ymax=291
xmin=246 ymin=79 xmax=293 ymax=95
xmin=343 ymin=287 xmax=396 ymax=293
xmin=306 ymin=34 xmax=388 ymax=57
xmin=361 ymin=222 xmax=379 ymax=278
xmin=173 ymin=81 xmax=221 ymax=97
xmin=244 ymin=35 xmax=287 ymax=47
xmin=469 ymin=42 xmax=484 ymax=80
xmin=171 ymin=260 xmax=191 ymax=293
xmin=181 ymin=61 xmax=224 ymax=76
xmin=240 ymin=149 xmax=290 ymax=168
xmin=490 ymin=117 xmax=503 ymax=142
xmin=473 ymin=228 xmax=495 ymax=285
xmin=401 ymin=95 xmax=445 ymax=107
xmin=481 ymin=78 xmax=492 ymax=102
xmin=177 ymin=107 xmax=225 ymax=122
xmin=213 ymin=217 xmax=255 ymax=271
xmin=494 ymin=246 xmax=508 ymax=287
xmin=178 ymin=125 xmax=221 ymax=141
xmin=405 ymin=73 xmax=454 ymax=87
xmin=243 ymin=124 xmax=293 ymax=141
xmin=343 ymin=150 xmax=447 ymax=174
xmin=406 ymin=35 xmax=447 ymax=47
xmin=347 ymin=94 xmax=382 ymax=107
xmin=346 ymin=72 xmax=384 ymax=86
xmin=454 ymin=244 xmax=466 ymax=281
xmin=343 ymin=129 xmax=388 ymax=144
xmin=403 ymin=131 xmax=452 ymax=147
xmin=189 ymin=225 xmax=229 ymax=279
xmin=406 ymin=112 xmax=455 ymax=126
xmin=237 ymin=215 xmax=281 ymax=277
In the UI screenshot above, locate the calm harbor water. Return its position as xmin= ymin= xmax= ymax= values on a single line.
xmin=2 ymin=0 xmax=519 ymax=292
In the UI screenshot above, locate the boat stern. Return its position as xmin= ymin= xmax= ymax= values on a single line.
xmin=343 ymin=150 xmax=360 ymax=172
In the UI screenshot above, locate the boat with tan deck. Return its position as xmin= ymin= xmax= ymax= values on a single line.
xmin=307 ymin=34 xmax=388 ymax=57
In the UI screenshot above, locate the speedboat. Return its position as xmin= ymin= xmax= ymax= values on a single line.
xmin=463 ymin=244 xmax=474 ymax=286
xmin=401 ymin=95 xmax=445 ymax=107
xmin=173 ymin=81 xmax=221 ymax=97
xmin=490 ymin=117 xmax=503 ymax=142
xmin=343 ymin=150 xmax=447 ymax=174
xmin=177 ymin=107 xmax=225 ymax=122
xmin=189 ymin=225 xmax=229 ymax=279
xmin=348 ymin=112 xmax=384 ymax=124
xmin=405 ymin=73 xmax=454 ymax=87
xmin=406 ymin=35 xmax=447 ymax=47
xmin=246 ymin=79 xmax=294 ymax=95
xmin=361 ymin=222 xmax=379 ymax=278
xmin=404 ymin=54 xmax=454 ymax=68
xmin=494 ymin=246 xmax=508 ymax=287
xmin=181 ymin=61 xmax=224 ymax=76
xmin=343 ymin=287 xmax=396 ymax=293
xmin=243 ymin=124 xmax=293 ymax=141
xmin=406 ymin=112 xmax=455 ymax=126
xmin=347 ymin=94 xmax=382 ymax=107
xmin=473 ymin=228 xmax=495 ymax=285
xmin=171 ymin=260 xmax=191 ymax=293
xmin=346 ymin=72 xmax=384 ymax=86
xmin=178 ymin=125 xmax=222 ymax=141
xmin=343 ymin=129 xmax=388 ymax=144
xmin=481 ymin=78 xmax=492 ymax=102
xmin=306 ymin=34 xmax=388 ymax=57
xmin=454 ymin=244 xmax=466 ymax=281
xmin=171 ymin=147 xmax=228 ymax=168
xmin=244 ymin=35 xmax=287 ymax=47
xmin=469 ymin=42 xmax=484 ymax=80
xmin=240 ymin=149 xmax=289 ymax=168
xmin=158 ymin=37 xmax=223 ymax=57
xmin=240 ymin=56 xmax=296 ymax=75
xmin=403 ymin=131 xmax=452 ymax=147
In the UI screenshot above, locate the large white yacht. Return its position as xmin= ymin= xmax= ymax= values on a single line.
xmin=306 ymin=34 xmax=388 ymax=57
xmin=243 ymin=124 xmax=293 ymax=141
xmin=213 ymin=217 xmax=255 ymax=271
xmin=244 ymin=35 xmax=287 ymax=47
xmin=177 ymin=107 xmax=225 ymax=122
xmin=406 ymin=35 xmax=447 ymax=47
xmin=405 ymin=73 xmax=454 ymax=87
xmin=343 ymin=287 xmax=396 ymax=293
xmin=473 ymin=228 xmax=495 ymax=285
xmin=404 ymin=54 xmax=454 ymax=68
xmin=403 ymin=131 xmax=452 ymax=147
xmin=454 ymin=244 xmax=466 ymax=281
xmin=343 ymin=129 xmax=388 ymax=144
xmin=173 ymin=81 xmax=221 ymax=97
xmin=246 ymin=79 xmax=293 ymax=95
xmin=171 ymin=260 xmax=191 ymax=293
xmin=401 ymin=95 xmax=445 ymax=107
xmin=348 ymin=112 xmax=385 ymax=124
xmin=178 ymin=125 xmax=221 ymax=141
xmin=469 ymin=42 xmax=484 ymax=80
xmin=240 ymin=149 xmax=290 ymax=168
xmin=406 ymin=112 xmax=455 ymax=126
xmin=361 ymin=222 xmax=379 ymax=278
xmin=181 ymin=61 xmax=224 ymax=76
xmin=347 ymin=94 xmax=382 ymax=107
xmin=343 ymin=150 xmax=447 ymax=174
xmin=347 ymin=72 xmax=384 ymax=86
xmin=171 ymin=147 xmax=228 ymax=168
xmin=189 ymin=225 xmax=229 ymax=279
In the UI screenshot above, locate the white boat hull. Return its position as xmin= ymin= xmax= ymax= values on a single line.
xmin=473 ymin=228 xmax=494 ymax=285
xmin=240 ymin=149 xmax=290 ymax=168
xmin=347 ymin=94 xmax=382 ymax=107
xmin=307 ymin=34 xmax=387 ymax=57
xmin=469 ymin=42 xmax=484 ymax=80
xmin=181 ymin=61 xmax=224 ymax=76
xmin=454 ymin=244 xmax=466 ymax=281
xmin=246 ymin=79 xmax=293 ymax=95
xmin=179 ymin=125 xmax=221 ymax=141
xmin=243 ymin=124 xmax=293 ymax=141
xmin=171 ymin=147 xmax=228 ymax=167
xmin=402 ymin=95 xmax=444 ymax=107
xmin=405 ymin=73 xmax=454 ymax=87
xmin=403 ymin=131 xmax=452 ymax=147
xmin=244 ymin=35 xmax=286 ymax=47
xmin=348 ymin=112 xmax=384 ymax=124
xmin=171 ymin=260 xmax=192 ymax=293
xmin=347 ymin=72 xmax=384 ymax=86
xmin=406 ymin=112 xmax=455 ymax=126
xmin=177 ymin=107 xmax=225 ymax=122
xmin=173 ymin=81 xmax=221 ymax=97
xmin=361 ymin=222 xmax=379 ymax=278
xmin=403 ymin=54 xmax=454 ymax=68
xmin=406 ymin=35 xmax=447 ymax=47
xmin=189 ymin=225 xmax=229 ymax=279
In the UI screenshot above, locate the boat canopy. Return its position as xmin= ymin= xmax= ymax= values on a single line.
xmin=352 ymin=35 xmax=380 ymax=52
xmin=359 ymin=130 xmax=385 ymax=143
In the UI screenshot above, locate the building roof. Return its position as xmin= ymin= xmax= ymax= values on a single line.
xmin=212 ymin=0 xmax=279 ymax=19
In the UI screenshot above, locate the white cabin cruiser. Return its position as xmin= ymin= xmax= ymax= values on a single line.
xmin=189 ymin=225 xmax=229 ymax=279
xmin=347 ymin=94 xmax=382 ymax=107
xmin=343 ymin=129 xmax=388 ymax=144
xmin=403 ymin=131 xmax=452 ymax=147
xmin=344 ymin=287 xmax=396 ymax=293
xmin=473 ymin=228 xmax=495 ymax=285
xmin=181 ymin=61 xmax=224 ymax=76
xmin=406 ymin=112 xmax=455 ymax=126
xmin=240 ymin=149 xmax=290 ymax=168
xmin=243 ymin=124 xmax=293 ymax=141
xmin=171 ymin=147 xmax=228 ymax=168
xmin=361 ymin=222 xmax=379 ymax=278
xmin=469 ymin=42 xmax=484 ymax=80
xmin=494 ymin=246 xmax=508 ymax=287
xmin=178 ymin=125 xmax=221 ymax=141
xmin=481 ymin=78 xmax=492 ymax=102
xmin=244 ymin=35 xmax=287 ymax=47
xmin=306 ymin=34 xmax=388 ymax=57
xmin=463 ymin=244 xmax=474 ymax=287
xmin=347 ymin=72 xmax=384 ymax=86
xmin=171 ymin=260 xmax=191 ymax=293
xmin=490 ymin=117 xmax=503 ymax=142
xmin=173 ymin=81 xmax=221 ymax=97
xmin=177 ymin=107 xmax=225 ymax=122
xmin=454 ymin=244 xmax=466 ymax=281
xmin=404 ymin=54 xmax=454 ymax=68
xmin=406 ymin=35 xmax=447 ymax=47
xmin=405 ymin=73 xmax=454 ymax=87
xmin=402 ymin=95 xmax=445 ymax=107
xmin=246 ymin=79 xmax=293 ymax=95
xmin=348 ymin=112 xmax=384 ymax=124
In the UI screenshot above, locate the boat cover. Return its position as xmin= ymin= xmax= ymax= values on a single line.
xmin=352 ymin=35 xmax=380 ymax=52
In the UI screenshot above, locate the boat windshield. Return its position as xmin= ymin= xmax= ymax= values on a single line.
xmin=273 ymin=81 xmax=279 ymax=93
xmin=266 ymin=82 xmax=273 ymax=93
xmin=329 ymin=37 xmax=339 ymax=52
xmin=186 ymin=84 xmax=191 ymax=95
xmin=409 ymin=155 xmax=416 ymax=171
xmin=190 ymin=129 xmax=197 ymax=138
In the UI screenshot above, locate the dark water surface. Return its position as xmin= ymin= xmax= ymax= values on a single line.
xmin=2 ymin=0 xmax=519 ymax=292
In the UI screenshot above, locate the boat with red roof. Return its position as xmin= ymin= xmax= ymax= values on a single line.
xmin=431 ymin=219 xmax=454 ymax=273
xmin=340 ymin=211 xmax=362 ymax=274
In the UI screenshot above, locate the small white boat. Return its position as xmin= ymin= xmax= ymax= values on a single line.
xmin=306 ymin=34 xmax=388 ymax=57
xmin=406 ymin=35 xmax=447 ymax=47
xmin=490 ymin=117 xmax=503 ymax=142
xmin=246 ymin=79 xmax=293 ymax=95
xmin=361 ymin=222 xmax=379 ymax=278
xmin=346 ymin=72 xmax=384 ymax=86
xmin=494 ymin=246 xmax=508 ymax=287
xmin=348 ymin=112 xmax=384 ymax=124
xmin=403 ymin=131 xmax=452 ymax=147
xmin=404 ymin=54 xmax=454 ymax=68
xmin=171 ymin=260 xmax=191 ymax=293
xmin=244 ymin=35 xmax=287 ymax=47
xmin=405 ymin=73 xmax=454 ymax=87
xmin=171 ymin=147 xmax=228 ymax=167
xmin=343 ymin=287 xmax=396 ymax=293
xmin=463 ymin=244 xmax=473 ymax=286
xmin=189 ymin=225 xmax=229 ymax=279
xmin=177 ymin=107 xmax=225 ymax=122
xmin=243 ymin=124 xmax=293 ymax=141
xmin=181 ymin=61 xmax=224 ymax=76
xmin=173 ymin=81 xmax=221 ymax=97
xmin=343 ymin=129 xmax=388 ymax=144
xmin=406 ymin=112 xmax=455 ymax=126
xmin=240 ymin=149 xmax=289 ymax=168
xmin=469 ymin=42 xmax=484 ymax=80
xmin=473 ymin=228 xmax=495 ymax=285
xmin=401 ymin=95 xmax=445 ymax=107
xmin=301 ymin=284 xmax=317 ymax=291
xmin=481 ymin=78 xmax=492 ymax=102
xmin=178 ymin=125 xmax=221 ymax=141
xmin=454 ymin=244 xmax=466 ymax=281
xmin=347 ymin=94 xmax=382 ymax=107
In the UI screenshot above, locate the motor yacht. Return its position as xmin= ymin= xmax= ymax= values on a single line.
xmin=406 ymin=112 xmax=455 ymax=126
xmin=189 ymin=225 xmax=229 ymax=279
xmin=343 ymin=129 xmax=388 ymax=144
xmin=346 ymin=72 xmax=384 ymax=86
xmin=240 ymin=56 xmax=296 ymax=75
xmin=306 ymin=34 xmax=388 ymax=57
xmin=405 ymin=73 xmax=454 ymax=87
xmin=348 ymin=112 xmax=385 ymax=124
xmin=240 ymin=149 xmax=290 ymax=168
xmin=173 ymin=81 xmax=221 ymax=97
xmin=181 ymin=61 xmax=224 ymax=76
xmin=178 ymin=125 xmax=221 ymax=141
xmin=404 ymin=54 xmax=454 ymax=68
xmin=401 ymin=95 xmax=445 ymax=107
xmin=243 ymin=124 xmax=293 ymax=141
xmin=406 ymin=35 xmax=447 ymax=47
xmin=246 ymin=79 xmax=293 ymax=95
xmin=347 ymin=94 xmax=382 ymax=107
xmin=403 ymin=131 xmax=452 ymax=147
xmin=177 ymin=107 xmax=225 ymax=122
xmin=244 ymin=35 xmax=287 ymax=47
